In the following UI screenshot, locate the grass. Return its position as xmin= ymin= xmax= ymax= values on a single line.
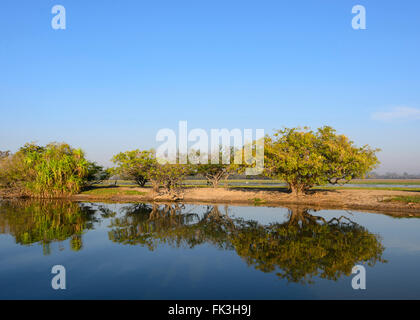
xmin=321 ymin=186 xmax=420 ymax=192
xmin=81 ymin=187 xmax=146 ymax=196
xmin=383 ymin=196 xmax=420 ymax=204
xmin=347 ymin=179 xmax=420 ymax=185
xmin=97 ymin=179 xmax=420 ymax=188
xmin=228 ymin=185 xmax=420 ymax=192
xmin=249 ymin=198 xmax=266 ymax=205
xmin=183 ymin=179 xmax=285 ymax=184
xmin=181 ymin=179 xmax=420 ymax=186
xmin=91 ymin=180 xmax=420 ymax=193
xmin=91 ymin=184 xmax=420 ymax=193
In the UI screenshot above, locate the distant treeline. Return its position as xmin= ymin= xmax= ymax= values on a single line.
xmin=369 ymin=172 xmax=420 ymax=179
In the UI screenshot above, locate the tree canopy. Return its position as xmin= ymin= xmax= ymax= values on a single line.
xmin=0 ymin=142 xmax=104 ymax=197
xmin=111 ymin=149 xmax=156 ymax=186
xmin=264 ymin=126 xmax=380 ymax=194
xmin=192 ymin=147 xmax=244 ymax=187
xmin=111 ymin=149 xmax=191 ymax=194
xmin=1 ymin=126 xmax=381 ymax=198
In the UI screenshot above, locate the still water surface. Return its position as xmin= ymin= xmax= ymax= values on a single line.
xmin=0 ymin=200 xmax=419 ymax=299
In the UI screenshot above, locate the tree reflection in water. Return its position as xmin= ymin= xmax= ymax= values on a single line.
xmin=0 ymin=200 xmax=385 ymax=283
xmin=0 ymin=200 xmax=97 ymax=254
xmin=108 ymin=204 xmax=386 ymax=284
xmin=108 ymin=204 xmax=234 ymax=250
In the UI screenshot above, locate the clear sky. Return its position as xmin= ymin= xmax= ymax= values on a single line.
xmin=1 ymin=0 xmax=419 ymax=173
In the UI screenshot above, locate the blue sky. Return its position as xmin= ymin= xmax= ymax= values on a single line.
xmin=1 ymin=0 xmax=419 ymax=173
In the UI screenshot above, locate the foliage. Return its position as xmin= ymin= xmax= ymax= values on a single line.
xmin=0 ymin=142 xmax=98 ymax=197
xmin=111 ymin=149 xmax=191 ymax=194
xmin=86 ymin=162 xmax=110 ymax=186
xmin=191 ymin=147 xmax=245 ymax=187
xmin=107 ymin=204 xmax=385 ymax=283
xmin=148 ymin=162 xmax=191 ymax=193
xmin=110 ymin=150 xmax=156 ymax=187
xmin=231 ymin=207 xmax=385 ymax=283
xmin=0 ymin=200 xmax=97 ymax=254
xmin=264 ymin=126 xmax=380 ymax=194
xmin=108 ymin=204 xmax=233 ymax=250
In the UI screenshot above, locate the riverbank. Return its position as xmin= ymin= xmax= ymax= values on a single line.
xmin=75 ymin=186 xmax=420 ymax=215
xmin=2 ymin=186 xmax=420 ymax=215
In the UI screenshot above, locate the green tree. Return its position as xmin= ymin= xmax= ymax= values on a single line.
xmin=148 ymin=162 xmax=191 ymax=194
xmin=192 ymin=147 xmax=244 ymax=188
xmin=264 ymin=126 xmax=380 ymax=195
xmin=0 ymin=148 xmax=27 ymax=190
xmin=111 ymin=149 xmax=156 ymax=187
xmin=0 ymin=151 xmax=10 ymax=187
xmin=85 ymin=162 xmax=110 ymax=186
xmin=0 ymin=142 xmax=96 ymax=197
xmin=111 ymin=149 xmax=190 ymax=194
xmin=195 ymin=163 xmax=236 ymax=188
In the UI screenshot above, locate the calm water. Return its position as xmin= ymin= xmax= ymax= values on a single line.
xmin=0 ymin=200 xmax=419 ymax=299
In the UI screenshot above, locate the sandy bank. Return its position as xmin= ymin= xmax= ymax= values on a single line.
xmin=2 ymin=186 xmax=420 ymax=216
xmin=66 ymin=187 xmax=420 ymax=216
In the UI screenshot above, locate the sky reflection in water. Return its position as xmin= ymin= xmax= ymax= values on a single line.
xmin=0 ymin=200 xmax=419 ymax=299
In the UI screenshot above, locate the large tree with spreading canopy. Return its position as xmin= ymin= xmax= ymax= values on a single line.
xmin=264 ymin=126 xmax=380 ymax=195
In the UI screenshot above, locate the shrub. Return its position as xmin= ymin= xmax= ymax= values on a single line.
xmin=0 ymin=142 xmax=100 ymax=197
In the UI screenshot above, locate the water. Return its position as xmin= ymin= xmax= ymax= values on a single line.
xmin=0 ymin=200 xmax=419 ymax=299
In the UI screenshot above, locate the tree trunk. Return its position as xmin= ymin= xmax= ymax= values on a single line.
xmin=211 ymin=179 xmax=219 ymax=188
xmin=135 ymin=176 xmax=147 ymax=187
xmin=287 ymin=206 xmax=314 ymax=226
xmin=289 ymin=183 xmax=305 ymax=196
xmin=151 ymin=181 xmax=160 ymax=193
xmin=205 ymin=175 xmax=220 ymax=188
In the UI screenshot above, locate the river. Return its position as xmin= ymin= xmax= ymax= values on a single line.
xmin=0 ymin=200 xmax=419 ymax=299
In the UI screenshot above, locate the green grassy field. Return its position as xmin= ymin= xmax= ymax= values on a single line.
xmin=82 ymin=187 xmax=146 ymax=196
xmin=383 ymin=196 xmax=420 ymax=204
xmin=227 ymin=185 xmax=420 ymax=192
xmin=319 ymin=186 xmax=420 ymax=192
xmin=95 ymin=179 xmax=420 ymax=192
xmin=347 ymin=179 xmax=420 ymax=185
